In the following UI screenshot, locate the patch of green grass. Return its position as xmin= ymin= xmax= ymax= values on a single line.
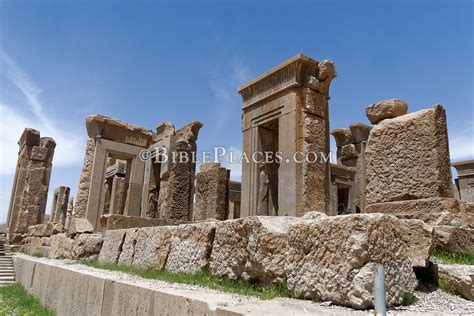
xmin=82 ymin=259 xmax=293 ymax=300
xmin=438 ymin=278 xmax=460 ymax=296
xmin=0 ymin=283 xmax=55 ymax=316
xmin=431 ymin=248 xmax=474 ymax=265
xmin=402 ymin=291 xmax=418 ymax=306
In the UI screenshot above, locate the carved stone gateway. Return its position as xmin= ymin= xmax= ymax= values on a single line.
xmin=6 ymin=128 xmax=56 ymax=239
xmin=452 ymin=160 xmax=474 ymax=202
xmin=238 ymin=54 xmax=336 ymax=217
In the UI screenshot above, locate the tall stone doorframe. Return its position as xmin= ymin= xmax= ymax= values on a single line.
xmin=74 ymin=115 xmax=155 ymax=230
xmin=6 ymin=128 xmax=56 ymax=239
xmin=452 ymin=160 xmax=474 ymax=202
xmin=49 ymin=186 xmax=70 ymax=225
xmin=238 ymin=54 xmax=337 ymax=217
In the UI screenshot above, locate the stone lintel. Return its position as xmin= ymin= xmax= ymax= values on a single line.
xmin=86 ymin=114 xmax=154 ymax=148
xmin=238 ymin=54 xmax=319 ymax=109
xmin=452 ymin=160 xmax=474 ymax=177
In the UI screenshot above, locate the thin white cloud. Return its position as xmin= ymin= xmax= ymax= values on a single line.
xmin=0 ymin=50 xmax=85 ymax=175
xmin=449 ymin=123 xmax=474 ymax=162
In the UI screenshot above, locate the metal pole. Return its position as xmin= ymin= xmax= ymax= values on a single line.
xmin=374 ymin=263 xmax=387 ymax=316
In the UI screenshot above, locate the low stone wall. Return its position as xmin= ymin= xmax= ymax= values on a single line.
xmin=14 ymin=254 xmax=365 ymax=316
xmin=98 ymin=214 xmax=424 ymax=309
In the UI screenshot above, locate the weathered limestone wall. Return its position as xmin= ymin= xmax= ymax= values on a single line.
xmin=194 ymin=163 xmax=230 ymax=221
xmin=6 ymin=128 xmax=56 ymax=238
xmin=50 ymin=186 xmax=70 ymax=225
xmin=365 ymin=104 xmax=453 ymax=204
xmin=97 ymin=214 xmax=424 ymax=309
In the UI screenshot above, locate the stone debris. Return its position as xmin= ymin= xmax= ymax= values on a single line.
xmin=433 ymin=225 xmax=474 ymax=254
xmin=98 ymin=229 xmax=127 ymax=264
xmin=365 ymin=98 xmax=408 ymax=124
xmin=438 ymin=264 xmax=474 ymax=301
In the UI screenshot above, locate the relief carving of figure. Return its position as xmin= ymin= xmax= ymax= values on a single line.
xmin=257 ymin=164 xmax=270 ymax=215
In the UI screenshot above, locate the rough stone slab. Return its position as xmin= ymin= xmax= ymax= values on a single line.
xmin=117 ymin=228 xmax=140 ymax=265
xmin=194 ymin=163 xmax=229 ymax=221
xmin=399 ymin=219 xmax=433 ymax=267
xmin=433 ymin=225 xmax=474 ymax=254
xmin=131 ymin=226 xmax=175 ymax=269
xmin=286 ymin=214 xmax=417 ymax=309
xmin=438 ymin=264 xmax=474 ymax=301
xmin=49 ymin=233 xmax=74 ymax=259
xmin=365 ymin=105 xmax=453 ymax=204
xmin=165 ymin=222 xmax=216 ymax=274
xmin=100 ymin=214 xmax=166 ymax=231
xmin=27 ymin=223 xmax=55 ymax=237
xmin=210 ymin=216 xmax=305 ymax=285
xmin=98 ymin=229 xmax=127 ymax=264
xmin=366 ymin=98 xmax=408 ymax=124
xmin=365 ymin=198 xmax=472 ymax=225
xmin=71 ymin=233 xmax=103 ymax=260
xmin=67 ymin=217 xmax=94 ymax=234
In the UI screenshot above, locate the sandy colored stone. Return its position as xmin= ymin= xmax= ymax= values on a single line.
xmin=100 ymin=214 xmax=166 ymax=231
xmin=28 ymin=223 xmax=55 ymax=237
xmin=131 ymin=226 xmax=175 ymax=269
xmin=194 ymin=163 xmax=229 ymax=221
xmin=74 ymin=138 xmax=96 ymax=218
xmin=366 ymin=98 xmax=408 ymax=124
xmin=98 ymin=229 xmax=127 ymax=264
xmin=286 ymin=214 xmax=417 ymax=309
xmin=210 ymin=216 xmax=304 ymax=285
xmin=365 ymin=105 xmax=453 ymax=205
xmin=349 ymin=123 xmax=371 ymax=144
xmin=340 ymin=144 xmax=358 ymax=161
xmin=68 ymin=217 xmax=94 ymax=234
xmin=433 ymin=225 xmax=474 ymax=254
xmin=165 ymin=222 xmax=216 ymax=274
xmin=49 ymin=233 xmax=74 ymax=259
xmin=117 ymin=228 xmax=140 ymax=265
xmin=331 ymin=128 xmax=353 ymax=147
xmin=71 ymin=233 xmax=103 ymax=259
xmin=438 ymin=264 xmax=474 ymax=301
xmin=399 ymin=219 xmax=433 ymax=267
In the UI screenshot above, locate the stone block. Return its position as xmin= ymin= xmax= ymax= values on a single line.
xmin=194 ymin=163 xmax=229 ymax=221
xmin=365 ymin=105 xmax=453 ymax=204
xmin=165 ymin=222 xmax=216 ymax=274
xmin=349 ymin=123 xmax=371 ymax=144
xmin=438 ymin=264 xmax=474 ymax=301
xmin=286 ymin=214 xmax=417 ymax=309
xmin=366 ymin=98 xmax=408 ymax=124
xmin=71 ymin=233 xmax=103 ymax=260
xmin=68 ymin=217 xmax=94 ymax=234
xmin=49 ymin=233 xmax=74 ymax=259
xmin=117 ymin=228 xmax=140 ymax=265
xmin=331 ymin=128 xmax=353 ymax=147
xmin=210 ymin=216 xmax=304 ymax=285
xmin=399 ymin=219 xmax=433 ymax=267
xmin=98 ymin=229 xmax=127 ymax=264
xmin=340 ymin=144 xmax=359 ymax=161
xmin=100 ymin=214 xmax=166 ymax=231
xmin=131 ymin=226 xmax=175 ymax=269
xmin=433 ymin=225 xmax=474 ymax=254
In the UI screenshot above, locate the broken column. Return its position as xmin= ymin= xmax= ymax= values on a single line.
xmin=228 ymin=181 xmax=241 ymax=219
xmin=161 ymin=121 xmax=203 ymax=224
xmin=6 ymin=128 xmax=56 ymax=240
xmin=194 ymin=163 xmax=230 ymax=221
xmin=239 ymin=54 xmax=336 ymax=217
xmin=50 ymin=186 xmax=71 ymax=225
xmin=365 ymin=101 xmax=455 ymax=220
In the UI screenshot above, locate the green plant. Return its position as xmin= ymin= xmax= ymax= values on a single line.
xmin=402 ymin=291 xmax=417 ymax=306
xmin=0 ymin=284 xmax=54 ymax=316
xmin=438 ymin=278 xmax=460 ymax=296
xmin=81 ymin=259 xmax=294 ymax=300
xmin=431 ymin=248 xmax=474 ymax=265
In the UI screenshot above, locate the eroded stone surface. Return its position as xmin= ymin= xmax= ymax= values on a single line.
xmin=194 ymin=163 xmax=229 ymax=221
xmin=98 ymin=229 xmax=127 ymax=264
xmin=165 ymin=222 xmax=216 ymax=274
xmin=68 ymin=218 xmax=94 ymax=234
xmin=399 ymin=219 xmax=433 ymax=267
xmin=49 ymin=233 xmax=74 ymax=259
xmin=438 ymin=264 xmax=474 ymax=301
xmin=117 ymin=228 xmax=140 ymax=265
xmin=433 ymin=225 xmax=474 ymax=254
xmin=366 ymin=98 xmax=408 ymax=124
xmin=210 ymin=216 xmax=305 ymax=284
xmin=71 ymin=234 xmax=103 ymax=259
xmin=131 ymin=226 xmax=175 ymax=269
xmin=365 ymin=105 xmax=453 ymax=205
xmin=286 ymin=214 xmax=417 ymax=309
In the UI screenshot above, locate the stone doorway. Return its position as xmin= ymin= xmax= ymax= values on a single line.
xmin=258 ymin=119 xmax=279 ymax=216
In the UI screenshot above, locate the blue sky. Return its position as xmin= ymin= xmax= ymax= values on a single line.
xmin=0 ymin=1 xmax=472 ymax=223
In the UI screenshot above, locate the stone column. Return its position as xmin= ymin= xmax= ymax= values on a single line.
xmin=50 ymin=186 xmax=70 ymax=225
xmin=6 ymin=128 xmax=56 ymax=239
xmin=161 ymin=121 xmax=202 ymax=224
xmin=194 ymin=163 xmax=230 ymax=221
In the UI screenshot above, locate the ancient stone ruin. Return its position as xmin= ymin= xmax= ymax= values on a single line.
xmin=6 ymin=128 xmax=55 ymax=241
xmin=8 ymin=54 xmax=474 ymax=312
